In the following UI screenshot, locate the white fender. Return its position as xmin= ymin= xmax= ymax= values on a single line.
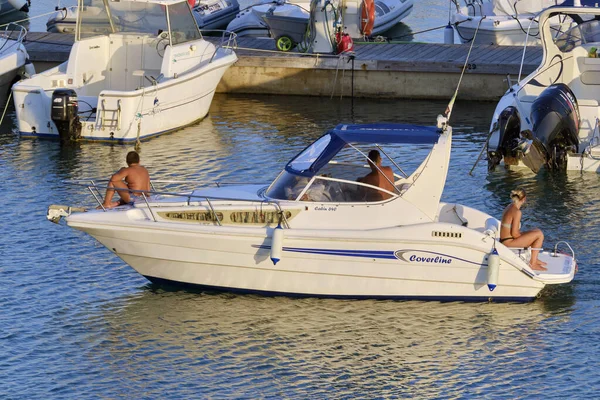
xmin=270 ymin=224 xmax=284 ymax=265
xmin=487 ymin=248 xmax=500 ymax=291
xmin=7 ymin=0 xmax=28 ymax=13
xmin=444 ymin=23 xmax=454 ymax=45
xmin=23 ymin=60 xmax=35 ymax=79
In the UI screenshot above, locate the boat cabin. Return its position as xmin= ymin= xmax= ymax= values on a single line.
xmin=264 ymin=123 xmax=448 ymax=212
xmin=64 ymin=0 xmax=209 ymax=95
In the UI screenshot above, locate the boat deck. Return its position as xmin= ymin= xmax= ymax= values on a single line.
xmin=23 ymin=32 xmax=543 ymax=100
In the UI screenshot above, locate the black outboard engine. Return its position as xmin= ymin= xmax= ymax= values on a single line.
xmin=51 ymin=89 xmax=81 ymax=143
xmin=488 ymin=106 xmax=522 ymax=171
xmin=528 ymin=83 xmax=580 ymax=171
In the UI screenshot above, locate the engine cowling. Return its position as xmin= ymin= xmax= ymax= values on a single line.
xmin=528 ymin=83 xmax=580 ymax=170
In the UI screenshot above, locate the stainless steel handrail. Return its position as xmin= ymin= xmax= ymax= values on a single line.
xmin=61 ymin=180 xmax=290 ymax=228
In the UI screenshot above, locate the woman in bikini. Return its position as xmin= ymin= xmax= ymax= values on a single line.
xmin=499 ymin=188 xmax=547 ymax=271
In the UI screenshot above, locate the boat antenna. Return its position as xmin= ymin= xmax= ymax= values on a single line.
xmin=444 ymin=16 xmax=485 ymax=122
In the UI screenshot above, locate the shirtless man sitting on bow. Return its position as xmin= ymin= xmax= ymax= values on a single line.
xmin=100 ymin=150 xmax=151 ymax=209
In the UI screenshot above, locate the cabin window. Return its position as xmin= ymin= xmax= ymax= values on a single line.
xmin=289 ymin=135 xmax=331 ymax=173
xmin=555 ymin=18 xmax=600 ymax=53
xmin=168 ymin=1 xmax=202 ymax=45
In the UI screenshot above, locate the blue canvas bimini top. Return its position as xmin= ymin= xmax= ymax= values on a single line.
xmin=285 ymin=123 xmax=442 ymax=177
xmin=331 ymin=123 xmax=441 ymax=145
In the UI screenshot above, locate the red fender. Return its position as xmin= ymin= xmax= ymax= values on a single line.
xmin=360 ymin=0 xmax=375 ymax=36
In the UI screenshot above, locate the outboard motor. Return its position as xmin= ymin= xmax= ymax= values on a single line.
xmin=51 ymin=89 xmax=81 ymax=143
xmin=527 ymin=83 xmax=580 ymax=172
xmin=488 ymin=106 xmax=522 ymax=171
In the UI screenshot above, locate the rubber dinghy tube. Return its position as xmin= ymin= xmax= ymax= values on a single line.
xmin=487 ymin=248 xmax=500 ymax=292
xmin=270 ymin=223 xmax=284 ymax=265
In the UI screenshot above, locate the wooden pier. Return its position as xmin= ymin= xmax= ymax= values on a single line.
xmin=23 ymin=32 xmax=543 ymax=101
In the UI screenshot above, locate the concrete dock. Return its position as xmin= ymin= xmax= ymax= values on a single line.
xmin=23 ymin=32 xmax=543 ymax=101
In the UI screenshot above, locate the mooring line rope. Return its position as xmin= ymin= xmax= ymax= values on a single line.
xmin=0 ymin=10 xmax=60 ymax=29
xmin=445 ymin=15 xmax=484 ymax=122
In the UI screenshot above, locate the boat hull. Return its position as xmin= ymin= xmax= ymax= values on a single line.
xmin=12 ymin=47 xmax=237 ymax=142
xmin=70 ymin=218 xmax=549 ymax=301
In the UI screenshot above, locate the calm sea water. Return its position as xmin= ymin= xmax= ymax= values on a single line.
xmin=4 ymin=0 xmax=451 ymax=43
xmin=1 ymin=93 xmax=600 ymax=397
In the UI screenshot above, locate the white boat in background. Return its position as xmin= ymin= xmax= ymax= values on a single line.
xmin=451 ymin=0 xmax=567 ymax=45
xmin=226 ymin=0 xmax=413 ymax=38
xmin=487 ymin=4 xmax=600 ymax=173
xmin=48 ymin=114 xmax=576 ymax=301
xmin=0 ymin=23 xmax=33 ymax=100
xmin=14 ymin=0 xmax=237 ymax=143
xmin=47 ymin=0 xmax=240 ymax=33
xmin=227 ymin=1 xmax=308 ymax=38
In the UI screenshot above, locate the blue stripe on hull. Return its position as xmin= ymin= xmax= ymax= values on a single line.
xmin=143 ymin=276 xmax=535 ymax=303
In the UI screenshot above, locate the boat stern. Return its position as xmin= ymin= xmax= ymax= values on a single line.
xmin=534 ymin=249 xmax=577 ymax=285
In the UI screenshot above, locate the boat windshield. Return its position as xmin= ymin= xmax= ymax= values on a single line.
xmin=554 ymin=15 xmax=600 ymax=52
xmin=265 ymin=138 xmax=427 ymax=203
xmin=77 ymin=0 xmax=201 ymax=43
xmin=265 ymin=124 xmax=440 ymax=202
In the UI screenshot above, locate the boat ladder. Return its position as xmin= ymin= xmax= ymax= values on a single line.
xmin=99 ymin=99 xmax=121 ymax=130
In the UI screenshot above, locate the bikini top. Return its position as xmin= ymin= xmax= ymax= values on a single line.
xmin=501 ymin=221 xmax=520 ymax=230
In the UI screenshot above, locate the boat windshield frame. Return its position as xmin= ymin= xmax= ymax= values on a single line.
xmin=553 ymin=13 xmax=600 ymax=52
xmin=264 ymin=123 xmax=441 ymax=201
xmin=75 ymin=0 xmax=202 ymax=44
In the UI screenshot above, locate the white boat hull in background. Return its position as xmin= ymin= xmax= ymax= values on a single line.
xmin=227 ymin=0 xmax=413 ymax=38
xmin=451 ymin=0 xmax=565 ymax=45
xmin=0 ymin=24 xmax=31 ymax=101
xmin=13 ymin=34 xmax=237 ymax=142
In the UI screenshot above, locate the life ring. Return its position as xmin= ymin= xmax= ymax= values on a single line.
xmin=360 ymin=0 xmax=375 ymax=36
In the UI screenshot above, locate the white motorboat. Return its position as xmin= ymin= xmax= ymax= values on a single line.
xmin=0 ymin=23 xmax=33 ymax=101
xmin=47 ymin=0 xmax=240 ymax=33
xmin=451 ymin=0 xmax=567 ymax=45
xmin=14 ymin=0 xmax=238 ymax=143
xmin=226 ymin=0 xmax=413 ymax=38
xmin=48 ymin=114 xmax=577 ymax=301
xmin=487 ymin=4 xmax=600 ymax=173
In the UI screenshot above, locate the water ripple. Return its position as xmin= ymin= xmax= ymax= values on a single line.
xmin=0 ymin=94 xmax=598 ymax=398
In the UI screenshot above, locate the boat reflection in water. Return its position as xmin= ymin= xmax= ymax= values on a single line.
xmin=92 ymin=287 xmax=575 ymax=396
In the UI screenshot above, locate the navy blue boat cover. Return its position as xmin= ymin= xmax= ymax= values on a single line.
xmin=331 ymin=123 xmax=441 ymax=145
xmin=285 ymin=123 xmax=443 ymax=176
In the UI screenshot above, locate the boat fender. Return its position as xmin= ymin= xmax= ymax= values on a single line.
xmin=270 ymin=224 xmax=284 ymax=265
xmin=487 ymin=248 xmax=500 ymax=292
xmin=23 ymin=59 xmax=35 ymax=79
xmin=7 ymin=0 xmax=28 ymax=13
xmin=360 ymin=0 xmax=375 ymax=36
xmin=444 ymin=23 xmax=454 ymax=45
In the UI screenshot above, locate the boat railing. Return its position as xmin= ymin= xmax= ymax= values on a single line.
xmin=62 ymin=179 xmax=291 ymax=227
xmin=201 ymin=29 xmax=237 ymax=64
xmin=307 ymin=175 xmax=400 ymax=201
xmin=0 ymin=23 xmax=28 ymax=46
xmin=200 ymin=30 xmax=237 ymax=63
